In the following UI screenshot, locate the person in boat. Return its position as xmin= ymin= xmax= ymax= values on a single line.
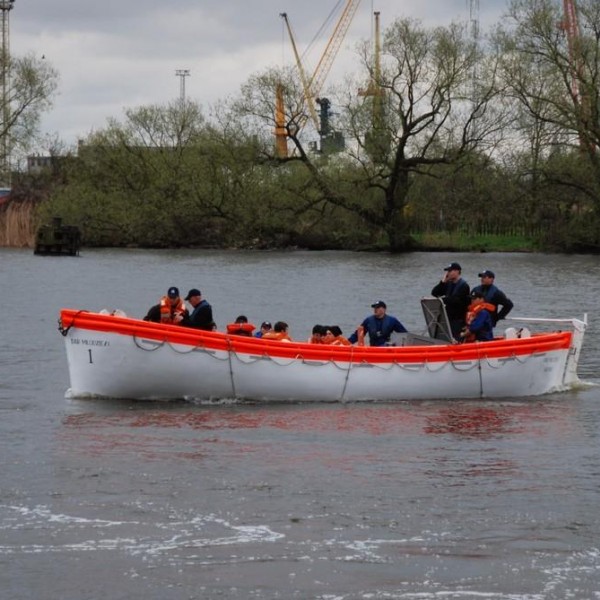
xmin=254 ymin=321 xmax=272 ymax=338
xmin=347 ymin=300 xmax=407 ymax=347
xmin=431 ymin=262 xmax=471 ymax=340
xmin=460 ymin=290 xmax=495 ymax=342
xmin=308 ymin=324 xmax=327 ymax=343
xmin=143 ymin=286 xmax=187 ymax=325
xmin=226 ymin=315 xmax=256 ymax=336
xmin=182 ymin=288 xmax=215 ymax=331
xmin=470 ymin=269 xmax=514 ymax=326
xmin=323 ymin=325 xmax=351 ymax=346
xmin=262 ymin=321 xmax=292 ymax=342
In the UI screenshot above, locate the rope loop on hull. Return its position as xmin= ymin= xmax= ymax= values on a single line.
xmin=58 ymin=310 xmax=86 ymax=337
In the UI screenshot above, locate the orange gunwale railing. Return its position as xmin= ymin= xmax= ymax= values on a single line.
xmin=60 ymin=309 xmax=572 ymax=365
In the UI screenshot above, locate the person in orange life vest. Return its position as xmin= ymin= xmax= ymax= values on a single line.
xmin=323 ymin=325 xmax=351 ymax=346
xmin=262 ymin=321 xmax=292 ymax=342
xmin=144 ymin=286 xmax=187 ymax=324
xmin=460 ymin=290 xmax=495 ymax=342
xmin=254 ymin=321 xmax=272 ymax=338
xmin=308 ymin=324 xmax=327 ymax=343
xmin=226 ymin=315 xmax=256 ymax=336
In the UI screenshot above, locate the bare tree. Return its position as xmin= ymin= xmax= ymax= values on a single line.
xmin=232 ymin=18 xmax=508 ymax=251
xmin=0 ymin=54 xmax=58 ymax=166
xmin=495 ymin=0 xmax=600 ymax=209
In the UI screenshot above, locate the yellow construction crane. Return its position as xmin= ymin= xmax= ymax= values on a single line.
xmin=276 ymin=0 xmax=361 ymax=154
xmin=359 ymin=11 xmax=384 ymax=126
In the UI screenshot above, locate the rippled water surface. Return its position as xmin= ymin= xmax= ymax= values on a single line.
xmin=1 ymin=248 xmax=599 ymax=599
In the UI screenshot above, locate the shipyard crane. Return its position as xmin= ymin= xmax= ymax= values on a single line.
xmin=358 ymin=11 xmax=390 ymax=161
xmin=0 ymin=0 xmax=14 ymax=187
xmin=560 ymin=0 xmax=592 ymax=150
xmin=276 ymin=0 xmax=361 ymax=153
xmin=358 ymin=11 xmax=384 ymax=128
xmin=562 ymin=0 xmax=583 ymax=106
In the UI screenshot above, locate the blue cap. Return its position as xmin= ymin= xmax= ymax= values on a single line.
xmin=167 ymin=286 xmax=179 ymax=298
xmin=371 ymin=300 xmax=386 ymax=309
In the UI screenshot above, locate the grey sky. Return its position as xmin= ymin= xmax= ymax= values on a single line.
xmin=11 ymin=0 xmax=508 ymax=151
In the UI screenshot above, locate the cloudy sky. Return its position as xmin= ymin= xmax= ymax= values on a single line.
xmin=11 ymin=0 xmax=508 ymax=151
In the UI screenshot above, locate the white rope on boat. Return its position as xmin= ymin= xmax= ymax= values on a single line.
xmin=131 ymin=335 xmax=231 ymax=360
xmin=165 ymin=341 xmax=203 ymax=354
xmin=133 ymin=336 xmax=165 ymax=351
xmin=266 ymin=354 xmax=304 ymax=367
xmin=390 ymin=362 xmax=426 ymax=372
xmin=423 ymin=361 xmax=451 ymax=373
xmin=511 ymin=351 xmax=537 ymax=365
xmin=447 ymin=360 xmax=480 ymax=372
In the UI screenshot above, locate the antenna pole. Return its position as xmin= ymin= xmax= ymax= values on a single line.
xmin=0 ymin=0 xmax=14 ymax=187
xmin=175 ymin=69 xmax=190 ymax=103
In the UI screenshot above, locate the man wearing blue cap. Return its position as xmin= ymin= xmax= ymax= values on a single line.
xmin=143 ymin=286 xmax=187 ymax=324
xmin=470 ymin=270 xmax=513 ymax=325
xmin=348 ymin=300 xmax=407 ymax=346
xmin=431 ymin=262 xmax=470 ymax=340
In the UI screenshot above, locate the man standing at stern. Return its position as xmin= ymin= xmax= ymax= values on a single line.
xmin=470 ymin=269 xmax=513 ymax=325
xmin=431 ymin=262 xmax=470 ymax=340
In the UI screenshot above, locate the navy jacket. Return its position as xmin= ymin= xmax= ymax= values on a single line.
xmin=185 ymin=299 xmax=214 ymax=331
xmin=348 ymin=314 xmax=407 ymax=347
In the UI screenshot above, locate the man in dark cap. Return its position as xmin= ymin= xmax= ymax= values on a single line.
xmin=470 ymin=269 xmax=513 ymax=325
xmin=431 ymin=262 xmax=470 ymax=340
xmin=347 ymin=300 xmax=407 ymax=346
xmin=183 ymin=288 xmax=215 ymax=330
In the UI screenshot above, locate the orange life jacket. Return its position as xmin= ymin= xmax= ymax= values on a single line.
xmin=463 ymin=301 xmax=496 ymax=342
xmin=262 ymin=331 xmax=292 ymax=342
xmin=465 ymin=301 xmax=496 ymax=325
xmin=159 ymin=296 xmax=186 ymax=324
xmin=323 ymin=332 xmax=351 ymax=346
xmin=226 ymin=322 xmax=256 ymax=336
xmin=330 ymin=335 xmax=351 ymax=346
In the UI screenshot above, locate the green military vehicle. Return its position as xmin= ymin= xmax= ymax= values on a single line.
xmin=34 ymin=217 xmax=81 ymax=256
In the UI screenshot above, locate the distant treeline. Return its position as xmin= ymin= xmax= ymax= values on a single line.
xmin=16 ymin=137 xmax=595 ymax=254
xmin=10 ymin=3 xmax=600 ymax=254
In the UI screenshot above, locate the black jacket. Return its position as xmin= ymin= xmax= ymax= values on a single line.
xmin=431 ymin=277 xmax=470 ymax=322
xmin=184 ymin=299 xmax=214 ymax=331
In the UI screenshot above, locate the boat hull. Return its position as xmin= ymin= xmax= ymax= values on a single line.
xmin=59 ymin=309 xmax=585 ymax=402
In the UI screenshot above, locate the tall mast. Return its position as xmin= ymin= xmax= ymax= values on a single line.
xmin=0 ymin=0 xmax=14 ymax=187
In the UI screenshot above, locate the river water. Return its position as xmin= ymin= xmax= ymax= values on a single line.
xmin=1 ymin=248 xmax=600 ymax=600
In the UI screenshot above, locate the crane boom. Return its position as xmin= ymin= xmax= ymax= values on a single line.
xmin=560 ymin=0 xmax=593 ymax=151
xmin=280 ymin=0 xmax=361 ymax=135
xmin=308 ymin=0 xmax=362 ymax=100
xmin=562 ymin=0 xmax=582 ymax=103
xmin=280 ymin=12 xmax=321 ymax=132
